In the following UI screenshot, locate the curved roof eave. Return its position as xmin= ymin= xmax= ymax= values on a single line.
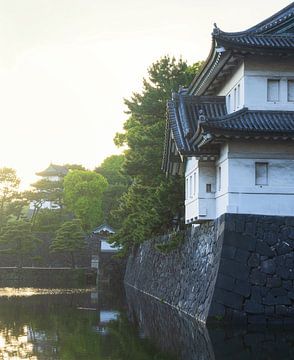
xmin=187 ymin=38 xmax=229 ymax=96
xmin=217 ymin=2 xmax=294 ymax=36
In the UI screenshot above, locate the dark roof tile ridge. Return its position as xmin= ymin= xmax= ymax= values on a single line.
xmin=208 ymin=107 xmax=248 ymax=121
xmin=213 ymin=2 xmax=294 ymax=38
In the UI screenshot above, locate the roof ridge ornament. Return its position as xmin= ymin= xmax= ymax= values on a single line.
xmin=212 ymin=23 xmax=220 ymax=36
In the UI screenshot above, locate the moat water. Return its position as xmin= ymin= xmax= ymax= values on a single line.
xmin=0 ymin=285 xmax=294 ymax=359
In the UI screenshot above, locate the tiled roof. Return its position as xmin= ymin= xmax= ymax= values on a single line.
xmin=215 ymin=34 xmax=294 ymax=49
xmin=202 ymin=109 xmax=294 ymax=133
xmin=36 ymin=164 xmax=68 ymax=177
xmin=213 ymin=3 xmax=294 ymax=50
xmin=93 ymin=223 xmax=115 ymax=235
xmin=167 ymin=93 xmax=227 ymax=153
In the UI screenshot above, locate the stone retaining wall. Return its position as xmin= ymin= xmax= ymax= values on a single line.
xmin=210 ymin=214 xmax=294 ymax=324
xmin=125 ymin=213 xmax=294 ymax=324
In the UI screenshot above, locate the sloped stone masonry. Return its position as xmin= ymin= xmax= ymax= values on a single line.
xmin=125 ymin=213 xmax=294 ymax=324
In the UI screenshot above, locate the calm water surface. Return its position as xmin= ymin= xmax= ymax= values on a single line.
xmin=0 ymin=285 xmax=294 ymax=359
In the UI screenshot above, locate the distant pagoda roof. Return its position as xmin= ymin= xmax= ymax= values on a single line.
xmin=188 ymin=3 xmax=294 ymax=96
xmin=36 ymin=164 xmax=68 ymax=177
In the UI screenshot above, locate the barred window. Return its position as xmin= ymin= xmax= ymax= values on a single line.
xmin=255 ymin=162 xmax=268 ymax=185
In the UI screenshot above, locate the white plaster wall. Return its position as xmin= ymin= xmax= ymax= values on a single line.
xmin=214 ymin=144 xmax=230 ymax=216
xmin=215 ymin=141 xmax=294 ymax=218
xmin=217 ymin=56 xmax=294 ymax=113
xmin=185 ymin=157 xmax=199 ymax=222
xmin=46 ymin=176 xmax=61 ymax=182
xmin=185 ymin=158 xmax=216 ymax=222
xmin=218 ymin=62 xmax=245 ymax=113
xmin=244 ymin=56 xmax=294 ymax=111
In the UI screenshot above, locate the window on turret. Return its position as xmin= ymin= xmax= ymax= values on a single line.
xmin=233 ymin=88 xmax=237 ymax=111
xmin=267 ymin=79 xmax=280 ymax=102
xmin=288 ymin=80 xmax=294 ymax=102
xmin=255 ymin=163 xmax=268 ymax=186
xmin=237 ymin=84 xmax=240 ymax=108
xmin=218 ymin=167 xmax=222 ymax=191
xmin=227 ymin=94 xmax=231 ymax=113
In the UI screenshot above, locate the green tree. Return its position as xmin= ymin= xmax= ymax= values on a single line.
xmin=0 ymin=220 xmax=40 ymax=268
xmin=50 ymin=219 xmax=86 ymax=268
xmin=0 ymin=168 xmax=21 ymax=228
xmin=95 ymin=155 xmax=131 ymax=226
xmin=63 ymin=163 xmax=86 ymax=171
xmin=63 ymin=170 xmax=108 ymax=231
xmin=111 ymin=56 xmax=202 ymax=249
xmin=95 ymin=155 xmax=130 ymax=185
xmin=29 ymin=178 xmax=64 ymax=228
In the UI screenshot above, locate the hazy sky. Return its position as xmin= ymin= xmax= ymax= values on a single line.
xmin=0 ymin=0 xmax=290 ymax=188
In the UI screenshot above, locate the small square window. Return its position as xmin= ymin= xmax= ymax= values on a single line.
xmin=206 ymin=184 xmax=212 ymax=193
xmin=267 ymin=79 xmax=280 ymax=102
xmin=255 ymin=163 xmax=268 ymax=185
xmin=288 ymin=80 xmax=294 ymax=102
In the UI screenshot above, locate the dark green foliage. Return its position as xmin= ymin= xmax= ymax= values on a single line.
xmin=33 ymin=208 xmax=71 ymax=233
xmin=29 ymin=177 xmax=64 ymax=228
xmin=95 ymin=155 xmax=130 ymax=186
xmin=0 ymin=167 xmax=21 ymax=228
xmin=0 ymin=220 xmax=40 ymax=267
xmin=111 ymin=56 xmax=202 ymax=249
xmin=96 ymin=155 xmax=131 ymax=226
xmin=50 ymin=219 xmax=86 ymax=268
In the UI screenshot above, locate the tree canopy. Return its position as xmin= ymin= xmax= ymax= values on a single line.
xmin=0 ymin=220 xmax=40 ymax=267
xmin=111 ymin=56 xmax=203 ymax=250
xmin=95 ymin=155 xmax=131 ymax=227
xmin=50 ymin=219 xmax=86 ymax=268
xmin=0 ymin=168 xmax=21 ymax=228
xmin=63 ymin=170 xmax=108 ymax=231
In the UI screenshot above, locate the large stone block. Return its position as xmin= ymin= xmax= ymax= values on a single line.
xmin=250 ymin=269 xmax=267 ymax=286
xmin=244 ymin=300 xmax=264 ymax=314
xmin=213 ymin=288 xmax=244 ymax=310
xmin=224 ymin=231 xmax=256 ymax=252
xmin=266 ymin=276 xmax=282 ymax=288
xmin=234 ymin=280 xmax=251 ymax=297
xmin=261 ymin=259 xmax=276 ymax=274
xmin=255 ymin=241 xmax=275 ymax=257
xmin=248 ymin=253 xmax=260 ymax=268
xmin=217 ymin=273 xmax=235 ymax=291
xmin=219 ymin=259 xmax=250 ymax=281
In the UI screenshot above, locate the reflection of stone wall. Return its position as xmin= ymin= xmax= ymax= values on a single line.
xmin=125 ymin=214 xmax=294 ymax=323
xmin=126 ymin=285 xmax=294 ymax=360
xmin=125 ymin=285 xmax=214 ymax=360
xmin=125 ymin=219 xmax=224 ymax=322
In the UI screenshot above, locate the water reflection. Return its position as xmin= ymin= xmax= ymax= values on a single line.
xmin=0 ymin=287 xmax=173 ymax=359
xmin=125 ymin=285 xmax=294 ymax=360
xmin=0 ymin=286 xmax=294 ymax=359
